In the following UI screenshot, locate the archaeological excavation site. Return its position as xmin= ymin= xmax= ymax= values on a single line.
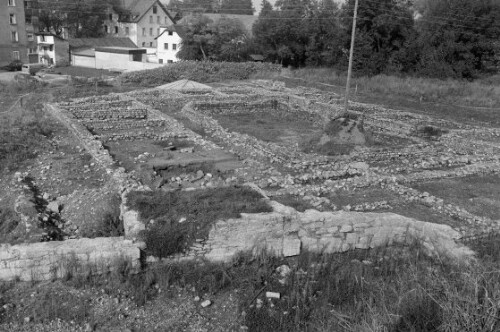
xmin=1 ymin=76 xmax=500 ymax=330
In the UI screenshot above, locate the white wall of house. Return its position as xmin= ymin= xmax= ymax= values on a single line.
xmin=72 ymin=54 xmax=95 ymax=68
xmin=94 ymin=50 xmax=163 ymax=71
xmin=156 ymin=28 xmax=181 ymax=64
xmin=37 ymin=35 xmax=55 ymax=65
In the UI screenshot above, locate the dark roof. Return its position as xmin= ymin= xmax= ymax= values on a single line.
xmin=120 ymin=0 xmax=175 ymax=23
xmin=68 ymin=37 xmax=137 ymax=50
xmin=155 ymin=24 xmax=187 ymax=39
xmin=95 ymin=47 xmax=146 ymax=54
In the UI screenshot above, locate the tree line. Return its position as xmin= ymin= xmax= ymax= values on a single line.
xmin=179 ymin=0 xmax=500 ymax=79
xmin=34 ymin=0 xmax=500 ymax=79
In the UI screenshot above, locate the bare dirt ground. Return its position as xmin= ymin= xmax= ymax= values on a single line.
xmin=1 ymin=77 xmax=500 ymax=330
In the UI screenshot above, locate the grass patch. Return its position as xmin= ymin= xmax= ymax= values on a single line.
xmin=79 ymin=194 xmax=124 ymax=238
xmin=274 ymin=68 xmax=500 ymax=125
xmin=411 ymin=174 xmax=500 ymax=220
xmin=127 ymin=186 xmax=272 ymax=257
xmin=3 ymin=237 xmax=500 ymax=330
xmin=273 ymin=194 xmax=315 ymax=212
xmin=212 ymin=109 xmax=319 ymax=145
xmin=0 ymin=85 xmax=57 ymax=173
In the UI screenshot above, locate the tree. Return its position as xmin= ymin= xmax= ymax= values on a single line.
xmin=252 ymin=0 xmax=342 ymax=67
xmin=38 ymin=0 xmax=118 ymax=38
xmin=220 ymin=0 xmax=255 ymax=15
xmin=340 ymin=0 xmax=415 ymax=75
xmin=177 ymin=16 xmax=250 ymax=61
xmin=177 ymin=16 xmax=216 ymax=60
xmin=412 ymin=0 xmax=500 ymax=78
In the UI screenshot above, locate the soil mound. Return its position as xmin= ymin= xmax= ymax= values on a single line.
xmin=316 ymin=113 xmax=372 ymax=155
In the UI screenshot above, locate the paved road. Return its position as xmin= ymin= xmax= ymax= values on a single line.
xmin=0 ymin=70 xmax=21 ymax=83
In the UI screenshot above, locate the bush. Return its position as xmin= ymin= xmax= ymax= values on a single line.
xmin=119 ymin=61 xmax=282 ymax=86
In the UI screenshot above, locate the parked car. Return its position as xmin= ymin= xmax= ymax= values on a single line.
xmin=21 ymin=63 xmax=45 ymax=76
xmin=1 ymin=60 xmax=23 ymax=71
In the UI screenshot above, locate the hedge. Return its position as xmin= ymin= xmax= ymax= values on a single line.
xmin=119 ymin=61 xmax=282 ymax=86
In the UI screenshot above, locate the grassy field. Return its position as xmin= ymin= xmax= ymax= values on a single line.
xmin=2 ymin=238 xmax=500 ymax=331
xmin=269 ymin=68 xmax=500 ymax=125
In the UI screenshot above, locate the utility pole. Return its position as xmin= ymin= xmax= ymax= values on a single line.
xmin=344 ymin=0 xmax=359 ymax=113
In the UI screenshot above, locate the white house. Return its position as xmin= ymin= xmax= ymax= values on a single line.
xmin=155 ymin=25 xmax=184 ymax=64
xmin=103 ymin=0 xmax=176 ymax=54
xmin=36 ymin=32 xmax=70 ymax=66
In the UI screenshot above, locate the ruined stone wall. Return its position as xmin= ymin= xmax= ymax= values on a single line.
xmin=150 ymin=201 xmax=472 ymax=264
xmin=0 ymin=237 xmax=143 ymax=281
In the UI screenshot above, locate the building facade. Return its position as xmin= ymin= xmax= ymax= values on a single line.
xmin=36 ymin=33 xmax=70 ymax=66
xmin=0 ymin=0 xmax=29 ymax=66
xmin=156 ymin=26 xmax=183 ymax=64
xmin=103 ymin=0 xmax=175 ymax=52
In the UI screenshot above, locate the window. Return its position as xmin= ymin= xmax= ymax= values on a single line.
xmin=172 ymin=44 xmax=177 ymax=50
xmin=13 ymin=51 xmax=20 ymax=60
xmin=11 ymin=31 xmax=18 ymax=42
xmin=109 ymin=14 xmax=113 ymax=20
xmin=149 ymin=42 xmax=153 ymax=47
xmin=114 ymin=26 xmax=119 ymax=34
xmin=159 ymin=59 xmax=163 ymax=64
xmin=153 ymin=5 xmax=157 ymax=14
xmin=164 ymin=43 xmax=168 ymax=50
xmin=150 ymin=16 xmax=153 ymax=23
xmin=157 ymin=16 xmax=160 ymax=24
xmin=28 ymin=47 xmax=36 ymax=54
xmin=104 ymin=25 xmax=109 ymax=33
xmin=8 ymin=0 xmax=16 ymax=6
xmin=27 ymin=33 xmax=33 ymax=41
xmin=167 ymin=60 xmax=173 ymax=63
xmin=49 ymin=45 xmax=53 ymax=51
xmin=142 ymin=42 xmax=145 ymax=46
xmin=125 ymin=27 xmax=129 ymax=34
xmin=168 ymin=31 xmax=173 ymax=36
xmin=157 ymin=28 xmax=160 ymax=36
xmin=149 ymin=28 xmax=153 ymax=36
xmin=165 ymin=17 xmax=168 ymax=24
xmin=10 ymin=14 xmax=16 ymax=24
xmin=142 ymin=28 xmax=146 ymax=36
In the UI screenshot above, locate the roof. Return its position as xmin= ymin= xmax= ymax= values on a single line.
xmin=72 ymin=48 xmax=96 ymax=57
xmin=155 ymin=24 xmax=187 ymax=39
xmin=179 ymin=13 xmax=257 ymax=35
xmin=68 ymin=37 xmax=137 ymax=50
xmin=120 ymin=0 xmax=175 ymax=23
xmin=95 ymin=47 xmax=146 ymax=54
xmin=35 ymin=32 xmax=67 ymax=41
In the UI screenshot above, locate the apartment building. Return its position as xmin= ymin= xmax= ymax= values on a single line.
xmin=0 ymin=0 xmax=29 ymax=66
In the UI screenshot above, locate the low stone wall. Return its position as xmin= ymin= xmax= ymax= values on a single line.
xmin=69 ymin=108 xmax=148 ymax=120
xmin=0 ymin=237 xmax=144 ymax=281
xmin=202 ymin=202 xmax=474 ymax=264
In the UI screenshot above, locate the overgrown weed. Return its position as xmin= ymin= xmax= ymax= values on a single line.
xmin=127 ymin=186 xmax=272 ymax=257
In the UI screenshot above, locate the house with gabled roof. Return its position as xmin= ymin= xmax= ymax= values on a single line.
xmin=103 ymin=0 xmax=176 ymax=52
xmin=155 ymin=25 xmax=186 ymax=64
